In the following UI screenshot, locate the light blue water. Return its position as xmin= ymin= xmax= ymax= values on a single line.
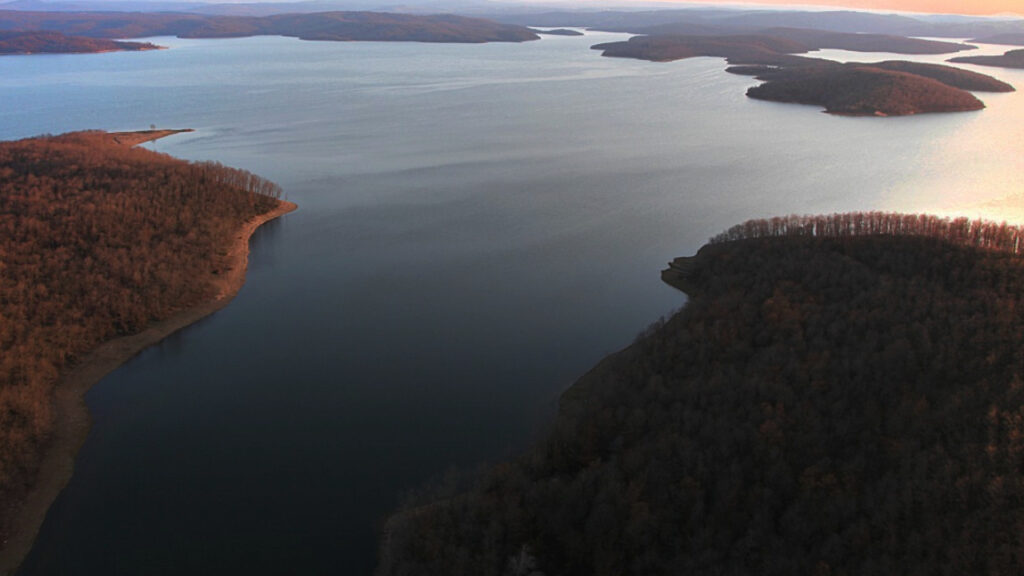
xmin=2 ymin=31 xmax=1021 ymax=575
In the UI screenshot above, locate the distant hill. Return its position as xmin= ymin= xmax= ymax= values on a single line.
xmin=592 ymin=32 xmax=1011 ymax=116
xmin=0 ymin=9 xmax=540 ymax=44
xmin=863 ymin=60 xmax=1014 ymax=92
xmin=379 ymin=212 xmax=1024 ymax=576
xmin=590 ymin=29 xmax=976 ymax=62
xmin=971 ymin=33 xmax=1024 ymax=46
xmin=0 ymin=30 xmax=159 ymax=54
xmin=0 ymin=0 xmax=205 ymax=11
xmin=753 ymin=27 xmax=973 ymax=54
xmin=592 ymin=34 xmax=816 ymax=65
xmin=491 ymin=8 xmax=1024 ymax=39
xmin=950 ymin=48 xmax=1024 ymax=70
xmin=742 ymin=65 xmax=992 ymax=116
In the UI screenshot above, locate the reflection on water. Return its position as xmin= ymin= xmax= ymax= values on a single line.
xmin=1 ymin=31 xmax=1022 ymax=576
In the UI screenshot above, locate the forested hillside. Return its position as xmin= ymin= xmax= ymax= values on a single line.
xmin=380 ymin=214 xmax=1024 ymax=576
xmin=0 ymin=10 xmax=540 ymax=44
xmin=0 ymin=131 xmax=283 ymax=541
xmin=950 ymin=48 xmax=1024 ymax=70
xmin=0 ymin=30 xmax=159 ymax=54
xmin=591 ymin=33 xmax=1012 ymax=116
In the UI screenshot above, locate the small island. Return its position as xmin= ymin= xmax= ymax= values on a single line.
xmin=379 ymin=212 xmax=1024 ymax=576
xmin=950 ymin=48 xmax=1024 ymax=70
xmin=0 ymin=30 xmax=161 ymax=55
xmin=740 ymin=64 xmax=1000 ymax=116
xmin=530 ymin=28 xmax=584 ymax=37
xmin=592 ymin=32 xmax=1013 ymax=116
xmin=0 ymin=130 xmax=295 ymax=574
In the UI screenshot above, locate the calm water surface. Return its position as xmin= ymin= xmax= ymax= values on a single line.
xmin=1 ymin=31 xmax=1022 ymax=575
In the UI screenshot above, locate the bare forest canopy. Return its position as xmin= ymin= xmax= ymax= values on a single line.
xmin=379 ymin=213 xmax=1024 ymax=576
xmin=0 ymin=29 xmax=160 ymax=54
xmin=950 ymin=49 xmax=1024 ymax=70
xmin=591 ymin=33 xmax=1014 ymax=116
xmin=0 ymin=10 xmax=540 ymax=45
xmin=708 ymin=212 xmax=1024 ymax=252
xmin=0 ymin=130 xmax=283 ymax=543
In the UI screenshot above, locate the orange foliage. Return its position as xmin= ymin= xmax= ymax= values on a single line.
xmin=0 ymin=131 xmax=282 ymax=535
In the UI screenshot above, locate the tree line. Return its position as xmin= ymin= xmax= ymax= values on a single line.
xmin=711 ymin=212 xmax=1024 ymax=254
xmin=379 ymin=223 xmax=1024 ymax=576
xmin=0 ymin=130 xmax=283 ymax=542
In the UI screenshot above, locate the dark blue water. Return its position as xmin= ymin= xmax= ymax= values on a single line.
xmin=2 ymin=32 xmax=1022 ymax=575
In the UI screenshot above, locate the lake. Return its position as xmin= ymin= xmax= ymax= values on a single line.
xmin=2 ymin=30 xmax=1022 ymax=575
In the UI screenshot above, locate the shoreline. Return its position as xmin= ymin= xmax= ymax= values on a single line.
xmin=108 ymin=128 xmax=194 ymax=147
xmin=0 ymin=198 xmax=297 ymax=576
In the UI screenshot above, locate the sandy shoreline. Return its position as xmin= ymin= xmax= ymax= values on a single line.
xmin=108 ymin=128 xmax=194 ymax=147
xmin=0 ymin=199 xmax=297 ymax=576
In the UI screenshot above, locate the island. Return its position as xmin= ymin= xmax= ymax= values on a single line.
xmin=378 ymin=212 xmax=1024 ymax=576
xmin=530 ymin=28 xmax=584 ymax=37
xmin=0 ymin=130 xmax=295 ymax=574
xmin=0 ymin=10 xmax=540 ymax=48
xmin=0 ymin=30 xmax=161 ymax=55
xmin=950 ymin=48 xmax=1024 ymax=70
xmin=739 ymin=63 xmax=1003 ymax=116
xmin=591 ymin=33 xmax=1013 ymax=116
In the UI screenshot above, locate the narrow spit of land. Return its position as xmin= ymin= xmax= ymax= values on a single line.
xmin=0 ymin=130 xmax=295 ymax=576
xmin=0 ymin=31 xmax=162 ymax=55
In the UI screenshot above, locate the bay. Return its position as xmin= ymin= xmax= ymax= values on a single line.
xmin=1 ymin=30 xmax=1021 ymax=575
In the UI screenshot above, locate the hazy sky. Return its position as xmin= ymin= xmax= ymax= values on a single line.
xmin=119 ymin=0 xmax=1023 ymax=18
xmin=660 ymin=0 xmax=1022 ymax=15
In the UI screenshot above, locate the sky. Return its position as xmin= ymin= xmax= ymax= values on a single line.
xmin=103 ymin=0 xmax=1024 ymax=18
xmin=663 ymin=0 xmax=1022 ymax=15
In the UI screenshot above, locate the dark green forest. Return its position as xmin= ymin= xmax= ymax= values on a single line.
xmin=380 ymin=214 xmax=1024 ymax=576
xmin=0 ymin=131 xmax=283 ymax=540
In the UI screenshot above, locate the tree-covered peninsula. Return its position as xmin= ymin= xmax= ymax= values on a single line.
xmin=0 ymin=130 xmax=293 ymax=566
xmin=0 ymin=30 xmax=160 ymax=55
xmin=950 ymin=48 xmax=1024 ymax=70
xmin=379 ymin=212 xmax=1024 ymax=576
xmin=0 ymin=10 xmax=539 ymax=48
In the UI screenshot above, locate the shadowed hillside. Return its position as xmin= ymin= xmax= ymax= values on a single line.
xmin=379 ymin=213 xmax=1024 ymax=576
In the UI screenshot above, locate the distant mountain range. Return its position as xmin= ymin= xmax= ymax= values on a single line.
xmin=1 ymin=0 xmax=514 ymax=15
xmin=2 ymin=0 xmax=1023 ymax=37
xmin=488 ymin=8 xmax=1024 ymax=40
